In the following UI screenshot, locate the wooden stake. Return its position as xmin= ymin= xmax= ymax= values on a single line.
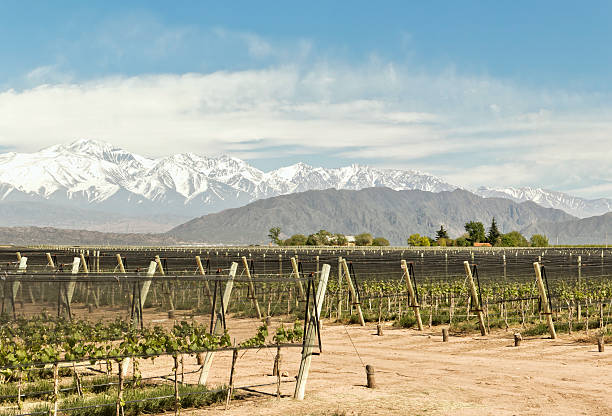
xmin=463 ymin=261 xmax=487 ymax=336
xmin=365 ymin=365 xmax=376 ymax=388
xmin=533 ymin=262 xmax=556 ymax=339
xmin=401 ymin=260 xmax=424 ymax=331
xmin=341 ymin=259 xmax=365 ymax=326
xmin=294 ymin=263 xmax=331 ymax=400
xmin=116 ymin=254 xmax=126 ymax=274
xmin=514 ymin=333 xmax=522 ymax=347
xmin=242 ymin=256 xmax=262 ymax=319
xmin=291 ymin=257 xmax=306 ymax=300
xmin=195 ymin=256 xmax=213 ymax=303
xmin=598 ymin=336 xmax=605 ymax=352
xmin=225 ymin=348 xmax=239 ymax=409
xmin=442 ymin=328 xmax=449 ymax=342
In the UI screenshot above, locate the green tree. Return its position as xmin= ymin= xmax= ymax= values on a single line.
xmin=530 ymin=234 xmax=549 ymax=247
xmin=372 ymin=237 xmax=390 ymax=246
xmin=268 ymin=227 xmax=282 ymax=245
xmin=435 ymin=225 xmax=449 ymax=240
xmin=464 ymin=221 xmax=486 ymax=245
xmin=500 ymin=231 xmax=529 ymax=247
xmin=407 ymin=233 xmax=430 ymax=246
xmin=487 ymin=218 xmax=501 ymax=245
xmin=455 ymin=235 xmax=470 ymax=247
xmin=283 ymin=234 xmax=307 ymax=246
xmin=355 ymin=233 xmax=374 ymax=246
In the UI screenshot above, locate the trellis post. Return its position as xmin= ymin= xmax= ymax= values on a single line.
xmin=198 ymin=262 xmax=238 ymax=385
xmin=241 ymin=256 xmax=262 ymax=319
xmin=341 ymin=259 xmax=365 ymax=326
xmin=400 ymin=260 xmax=423 ymax=331
xmin=533 ymin=262 xmax=556 ymax=339
xmin=294 ymin=263 xmax=330 ymax=400
xmin=463 ymin=261 xmax=487 ymax=336
xmin=291 ymin=256 xmax=306 ymax=300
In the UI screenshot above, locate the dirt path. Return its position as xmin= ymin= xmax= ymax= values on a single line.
xmin=170 ymin=321 xmax=612 ymax=416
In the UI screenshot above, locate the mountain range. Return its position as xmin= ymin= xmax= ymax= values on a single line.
xmin=0 ymin=139 xmax=610 ymax=242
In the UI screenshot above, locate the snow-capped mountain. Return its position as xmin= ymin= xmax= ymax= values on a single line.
xmin=475 ymin=186 xmax=612 ymax=218
xmin=0 ymin=140 xmax=609 ymax=233
xmin=0 ymin=139 xmax=458 ymax=221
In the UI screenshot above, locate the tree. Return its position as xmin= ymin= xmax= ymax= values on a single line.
xmin=331 ymin=233 xmax=348 ymax=246
xmin=455 ymin=236 xmax=470 ymax=247
xmin=283 ymin=234 xmax=307 ymax=246
xmin=487 ymin=218 xmax=501 ymax=246
xmin=407 ymin=233 xmax=430 ymax=247
xmin=435 ymin=225 xmax=449 ymax=241
xmin=464 ymin=221 xmax=486 ymax=245
xmin=268 ymin=227 xmax=281 ymax=245
xmin=355 ymin=233 xmax=374 ymax=246
xmin=500 ymin=231 xmax=529 ymax=247
xmin=372 ymin=237 xmax=390 ymax=246
xmin=530 ymin=234 xmax=549 ymax=247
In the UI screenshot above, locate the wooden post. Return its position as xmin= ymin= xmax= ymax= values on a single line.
xmin=11 ymin=257 xmax=27 ymax=307
xmin=241 ymin=256 xmax=262 ymax=319
xmin=376 ymin=323 xmax=383 ymax=336
xmin=533 ymin=262 xmax=556 ymax=339
xmin=116 ymin=254 xmax=126 ymax=273
xmin=514 ymin=333 xmax=522 ymax=347
xmin=225 ymin=348 xmax=239 ymax=409
xmin=294 ymin=263 xmax=331 ymax=400
xmin=337 ymin=256 xmax=342 ymax=319
xmin=291 ymin=257 xmax=306 ymax=300
xmin=598 ymin=336 xmax=605 ymax=352
xmin=79 ymin=253 xmax=89 ymax=274
xmin=198 ymin=262 xmax=237 ymax=385
xmin=341 ymin=259 xmax=365 ymax=326
xmin=442 ymin=328 xmax=449 ymax=342
xmin=46 ymin=252 xmax=55 ymax=268
xmin=195 ymin=256 xmax=214 ymax=303
xmin=66 ymin=257 xmax=80 ymax=305
xmin=400 ymin=260 xmax=424 ymax=331
xmin=365 ymin=365 xmax=376 ymax=388
xmin=463 ymin=261 xmax=487 ymax=336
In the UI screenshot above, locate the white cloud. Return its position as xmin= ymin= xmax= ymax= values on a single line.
xmin=1 ymin=63 xmax=611 ymax=199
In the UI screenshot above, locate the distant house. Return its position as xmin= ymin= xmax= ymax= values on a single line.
xmin=346 ymin=235 xmax=356 ymax=247
xmin=474 ymin=242 xmax=492 ymax=247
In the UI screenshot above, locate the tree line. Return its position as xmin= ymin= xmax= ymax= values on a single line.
xmin=407 ymin=218 xmax=549 ymax=247
xmin=268 ymin=219 xmax=549 ymax=247
xmin=268 ymin=227 xmax=390 ymax=246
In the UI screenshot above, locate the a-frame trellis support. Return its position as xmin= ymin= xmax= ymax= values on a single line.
xmin=294 ymin=263 xmax=331 ymax=400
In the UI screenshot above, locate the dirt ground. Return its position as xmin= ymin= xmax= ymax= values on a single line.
xmin=133 ymin=317 xmax=611 ymax=416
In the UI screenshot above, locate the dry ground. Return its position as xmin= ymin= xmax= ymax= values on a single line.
xmin=134 ymin=318 xmax=611 ymax=416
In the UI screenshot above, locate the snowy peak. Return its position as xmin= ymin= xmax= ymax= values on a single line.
xmin=475 ymin=186 xmax=612 ymax=218
xmin=0 ymin=139 xmax=609 ymax=220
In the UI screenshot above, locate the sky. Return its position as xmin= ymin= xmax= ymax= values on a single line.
xmin=0 ymin=1 xmax=611 ymax=198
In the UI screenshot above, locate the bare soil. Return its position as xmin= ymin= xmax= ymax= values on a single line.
xmin=160 ymin=319 xmax=612 ymax=416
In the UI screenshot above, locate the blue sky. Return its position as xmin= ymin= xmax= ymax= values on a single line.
xmin=1 ymin=1 xmax=611 ymax=198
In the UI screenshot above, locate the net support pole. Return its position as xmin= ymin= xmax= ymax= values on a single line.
xmin=198 ymin=262 xmax=238 ymax=385
xmin=533 ymin=262 xmax=557 ymax=339
xmin=294 ymin=263 xmax=330 ymax=400
xmin=463 ymin=261 xmax=487 ymax=336
xmin=401 ymin=260 xmax=423 ymax=331
xmin=341 ymin=259 xmax=365 ymax=326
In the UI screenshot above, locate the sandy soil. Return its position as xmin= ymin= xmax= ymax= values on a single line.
xmin=150 ymin=319 xmax=612 ymax=416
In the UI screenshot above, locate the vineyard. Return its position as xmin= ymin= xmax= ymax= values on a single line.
xmin=0 ymin=245 xmax=611 ymax=415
